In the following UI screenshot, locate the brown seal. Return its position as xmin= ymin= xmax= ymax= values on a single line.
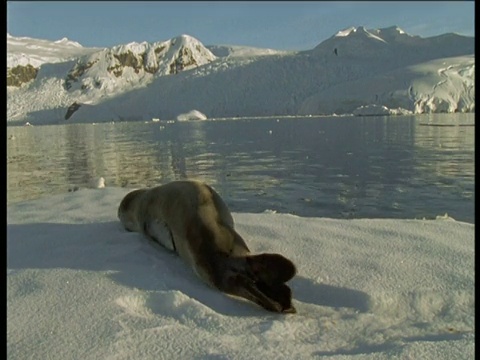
xmin=118 ymin=180 xmax=296 ymax=313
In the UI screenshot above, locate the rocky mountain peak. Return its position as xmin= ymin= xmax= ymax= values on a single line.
xmin=63 ymin=34 xmax=216 ymax=92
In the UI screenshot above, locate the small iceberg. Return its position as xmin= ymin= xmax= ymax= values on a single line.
xmin=176 ymin=110 xmax=207 ymax=121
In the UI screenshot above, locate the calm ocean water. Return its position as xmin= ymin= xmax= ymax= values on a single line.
xmin=7 ymin=114 xmax=474 ymax=223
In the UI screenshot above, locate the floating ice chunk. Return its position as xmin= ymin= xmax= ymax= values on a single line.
xmin=176 ymin=110 xmax=207 ymax=121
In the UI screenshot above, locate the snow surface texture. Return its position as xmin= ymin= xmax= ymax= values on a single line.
xmin=207 ymin=44 xmax=293 ymax=58
xmin=7 ymin=187 xmax=474 ymax=359
xmin=6 ymin=25 xmax=475 ymax=125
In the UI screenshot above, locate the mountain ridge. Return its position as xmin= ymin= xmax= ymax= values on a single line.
xmin=6 ymin=26 xmax=475 ymax=124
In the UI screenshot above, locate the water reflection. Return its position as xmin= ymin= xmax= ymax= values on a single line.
xmin=7 ymin=114 xmax=474 ymax=223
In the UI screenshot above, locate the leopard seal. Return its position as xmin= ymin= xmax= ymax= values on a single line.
xmin=118 ymin=179 xmax=296 ymax=313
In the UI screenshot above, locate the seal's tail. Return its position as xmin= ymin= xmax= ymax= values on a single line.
xmin=218 ymin=253 xmax=297 ymax=313
xmin=245 ymin=253 xmax=297 ymax=285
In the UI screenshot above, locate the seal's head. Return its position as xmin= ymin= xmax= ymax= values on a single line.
xmin=118 ymin=188 xmax=148 ymax=232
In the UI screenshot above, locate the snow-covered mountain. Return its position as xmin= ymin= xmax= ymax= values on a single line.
xmin=7 ymin=33 xmax=100 ymax=68
xmin=313 ymin=26 xmax=473 ymax=62
xmin=7 ymin=33 xmax=100 ymax=87
xmin=62 ymin=35 xmax=216 ymax=96
xmin=6 ymin=26 xmax=475 ymax=125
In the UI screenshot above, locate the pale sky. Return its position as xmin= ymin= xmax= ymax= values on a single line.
xmin=7 ymin=1 xmax=475 ymax=50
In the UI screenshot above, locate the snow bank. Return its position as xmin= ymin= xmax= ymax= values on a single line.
xmin=207 ymin=44 xmax=294 ymax=58
xmin=7 ymin=187 xmax=474 ymax=359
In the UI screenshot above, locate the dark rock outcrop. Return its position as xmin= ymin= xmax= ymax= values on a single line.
xmin=65 ymin=102 xmax=81 ymax=120
xmin=65 ymin=60 xmax=98 ymax=90
xmin=7 ymin=64 xmax=38 ymax=87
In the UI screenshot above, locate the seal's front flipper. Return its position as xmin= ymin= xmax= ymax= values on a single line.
xmin=143 ymin=220 xmax=176 ymax=252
